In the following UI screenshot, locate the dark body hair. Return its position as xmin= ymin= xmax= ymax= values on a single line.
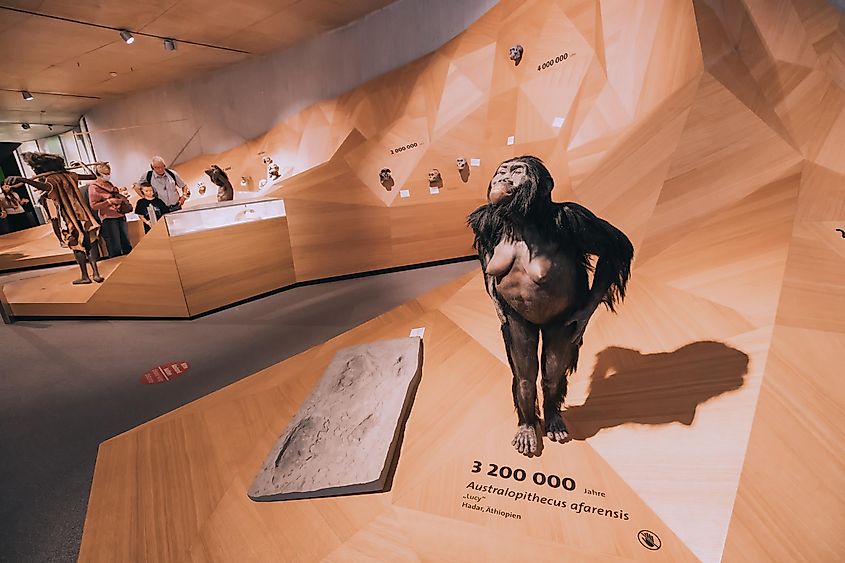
xmin=467 ymin=155 xmax=633 ymax=312
xmin=205 ymin=165 xmax=230 ymax=184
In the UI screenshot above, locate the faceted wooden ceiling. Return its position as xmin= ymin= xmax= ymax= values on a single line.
xmin=79 ymin=0 xmax=844 ymax=562
xmin=0 ymin=0 xmax=397 ymax=142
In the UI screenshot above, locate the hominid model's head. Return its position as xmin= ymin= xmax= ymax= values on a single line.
xmin=379 ymin=168 xmax=392 ymax=183
xmin=456 ymin=157 xmax=468 ymax=170
xmin=205 ymin=165 xmax=229 ymax=184
xmin=487 ymin=156 xmax=553 ymax=216
xmin=428 ymin=169 xmax=442 ymax=184
xmin=21 ymin=151 xmax=66 ymax=175
xmin=509 ymin=44 xmax=524 ymax=65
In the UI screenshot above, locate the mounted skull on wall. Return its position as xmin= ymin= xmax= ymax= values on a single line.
xmin=379 ymin=168 xmax=394 ymax=191
xmin=456 ymin=157 xmax=470 ymax=183
xmin=263 ymin=156 xmax=281 ymax=181
xmin=509 ymin=44 xmax=524 ymax=66
xmin=428 ymin=169 xmax=443 ymax=187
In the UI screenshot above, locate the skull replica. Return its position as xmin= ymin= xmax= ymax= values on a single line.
xmin=456 ymin=157 xmax=468 ymax=170
xmin=197 ymin=182 xmax=207 ymax=196
xmin=263 ymin=156 xmax=281 ymax=181
xmin=428 ymin=169 xmax=442 ymax=185
xmin=240 ymin=176 xmax=251 ymax=187
xmin=378 ymin=168 xmax=394 ymax=191
xmin=509 ymin=44 xmax=524 ymax=66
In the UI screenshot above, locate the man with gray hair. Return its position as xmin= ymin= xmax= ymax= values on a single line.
xmin=136 ymin=156 xmax=187 ymax=213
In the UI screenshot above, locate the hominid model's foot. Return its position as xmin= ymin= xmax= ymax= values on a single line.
xmin=72 ymin=277 xmax=92 ymax=285
xmin=545 ymin=413 xmax=569 ymax=442
xmin=93 ymin=275 xmax=104 ymax=283
xmin=512 ymin=424 xmax=537 ymax=455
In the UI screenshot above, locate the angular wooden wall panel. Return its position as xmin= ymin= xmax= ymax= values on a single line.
xmin=170 ymin=217 xmax=295 ymax=316
xmin=85 ymin=221 xmax=189 ymax=317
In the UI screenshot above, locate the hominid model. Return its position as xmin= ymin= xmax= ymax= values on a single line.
xmin=468 ymin=156 xmax=633 ymax=455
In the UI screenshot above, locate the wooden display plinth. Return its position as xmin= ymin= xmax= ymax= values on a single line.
xmin=0 ymin=220 xmax=145 ymax=273
xmin=0 ymin=207 xmax=295 ymax=319
xmin=0 ymin=224 xmax=74 ymax=272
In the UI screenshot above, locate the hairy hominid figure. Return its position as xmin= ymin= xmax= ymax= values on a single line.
xmin=468 ymin=156 xmax=633 ymax=455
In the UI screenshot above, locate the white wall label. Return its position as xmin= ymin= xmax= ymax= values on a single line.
xmin=409 ymin=327 xmax=426 ymax=338
xmin=507 ymin=135 xmax=515 ymax=145
xmin=470 ymin=158 xmax=481 ymax=167
xmin=399 ymin=189 xmax=411 ymax=198
xmin=552 ymin=116 xmax=565 ymax=128
xmin=429 ymin=186 xmax=440 ymax=194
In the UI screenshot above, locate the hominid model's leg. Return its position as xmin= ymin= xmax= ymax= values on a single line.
xmin=540 ymin=320 xmax=580 ymax=441
xmin=87 ymin=242 xmax=104 ymax=283
xmin=501 ymin=310 xmax=540 ymax=455
xmin=72 ymin=250 xmax=91 ymax=285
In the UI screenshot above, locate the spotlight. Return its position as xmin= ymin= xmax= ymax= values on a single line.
xmin=21 ymin=123 xmax=31 ymax=130
xmin=47 ymin=124 xmax=53 ymax=131
xmin=119 ymin=29 xmax=135 ymax=44
xmin=164 ymin=38 xmax=176 ymax=51
xmin=21 ymin=90 xmax=34 ymax=101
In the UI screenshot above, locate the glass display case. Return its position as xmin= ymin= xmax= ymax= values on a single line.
xmin=165 ymin=198 xmax=286 ymax=237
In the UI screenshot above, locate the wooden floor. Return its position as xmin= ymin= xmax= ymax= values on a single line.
xmin=62 ymin=0 xmax=845 ymax=559
xmin=77 ymin=247 xmax=842 ymax=562
xmin=0 ymin=224 xmax=74 ymax=272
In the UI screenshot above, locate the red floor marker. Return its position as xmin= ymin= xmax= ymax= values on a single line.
xmin=141 ymin=361 xmax=192 ymax=384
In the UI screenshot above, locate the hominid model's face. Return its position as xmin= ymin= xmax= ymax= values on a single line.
xmin=489 ymin=160 xmax=529 ymax=205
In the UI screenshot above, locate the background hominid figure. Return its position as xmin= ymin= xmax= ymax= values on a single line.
xmin=205 ymin=165 xmax=234 ymax=202
xmin=468 ymin=156 xmax=633 ymax=455
xmin=5 ymin=152 xmax=104 ymax=284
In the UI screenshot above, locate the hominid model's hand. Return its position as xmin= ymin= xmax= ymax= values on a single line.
xmin=3 ymin=176 xmax=24 ymax=188
xmin=564 ymin=306 xmax=595 ymax=345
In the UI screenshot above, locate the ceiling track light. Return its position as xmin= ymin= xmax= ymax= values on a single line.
xmin=21 ymin=123 xmax=31 ymax=130
xmin=119 ymin=29 xmax=134 ymax=44
xmin=21 ymin=90 xmax=34 ymax=101
xmin=164 ymin=38 xmax=176 ymax=51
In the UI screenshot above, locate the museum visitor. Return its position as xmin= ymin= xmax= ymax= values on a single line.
xmin=88 ymin=163 xmax=133 ymax=258
xmin=0 ymin=180 xmax=33 ymax=233
xmin=136 ymin=156 xmax=188 ymax=213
